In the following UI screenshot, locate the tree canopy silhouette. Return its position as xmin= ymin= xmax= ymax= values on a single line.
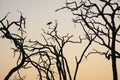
xmin=1 ymin=0 xmax=120 ymax=80
xmin=56 ymin=0 xmax=120 ymax=80
xmin=0 ymin=12 xmax=82 ymax=80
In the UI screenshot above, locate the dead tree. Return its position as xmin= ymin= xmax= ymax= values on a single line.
xmin=0 ymin=13 xmax=82 ymax=80
xmin=0 ymin=13 xmax=55 ymax=80
xmin=0 ymin=12 xmax=27 ymax=80
xmin=57 ymin=0 xmax=120 ymax=80
xmin=30 ymin=20 xmax=81 ymax=80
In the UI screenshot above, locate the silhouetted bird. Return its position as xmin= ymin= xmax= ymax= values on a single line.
xmin=46 ymin=22 xmax=52 ymax=25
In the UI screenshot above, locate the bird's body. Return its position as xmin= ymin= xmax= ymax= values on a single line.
xmin=46 ymin=22 xmax=52 ymax=25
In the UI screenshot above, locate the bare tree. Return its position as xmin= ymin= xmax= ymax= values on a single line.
xmin=28 ymin=20 xmax=82 ymax=80
xmin=0 ymin=12 xmax=27 ymax=80
xmin=0 ymin=12 xmax=56 ymax=80
xmin=0 ymin=13 xmax=81 ymax=80
xmin=57 ymin=0 xmax=120 ymax=80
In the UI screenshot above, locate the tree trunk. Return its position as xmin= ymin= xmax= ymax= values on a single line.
xmin=111 ymin=31 xmax=118 ymax=80
xmin=111 ymin=57 xmax=118 ymax=80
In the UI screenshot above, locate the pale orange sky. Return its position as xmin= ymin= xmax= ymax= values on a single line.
xmin=0 ymin=0 xmax=120 ymax=80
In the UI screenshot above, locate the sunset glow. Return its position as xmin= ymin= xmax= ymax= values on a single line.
xmin=0 ymin=0 xmax=120 ymax=80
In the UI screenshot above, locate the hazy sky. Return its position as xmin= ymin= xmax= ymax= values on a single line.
xmin=0 ymin=0 xmax=120 ymax=80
